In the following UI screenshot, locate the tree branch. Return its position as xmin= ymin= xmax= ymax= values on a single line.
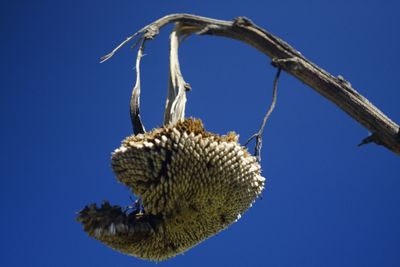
xmin=103 ymin=13 xmax=400 ymax=155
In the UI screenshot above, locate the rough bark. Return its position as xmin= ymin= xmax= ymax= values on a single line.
xmin=102 ymin=14 xmax=400 ymax=155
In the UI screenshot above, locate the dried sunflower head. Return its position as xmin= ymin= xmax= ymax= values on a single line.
xmin=77 ymin=118 xmax=264 ymax=261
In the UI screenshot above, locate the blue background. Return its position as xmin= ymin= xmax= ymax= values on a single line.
xmin=1 ymin=1 xmax=399 ymax=266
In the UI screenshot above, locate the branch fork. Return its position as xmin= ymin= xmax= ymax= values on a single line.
xmin=102 ymin=13 xmax=400 ymax=155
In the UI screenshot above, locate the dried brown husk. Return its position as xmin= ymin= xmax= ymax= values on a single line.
xmin=77 ymin=118 xmax=264 ymax=261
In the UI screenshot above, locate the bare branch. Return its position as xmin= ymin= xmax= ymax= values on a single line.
xmin=103 ymin=14 xmax=400 ymax=155
xmin=100 ymin=32 xmax=142 ymax=63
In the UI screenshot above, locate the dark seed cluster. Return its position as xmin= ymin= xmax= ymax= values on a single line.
xmin=77 ymin=118 xmax=265 ymax=261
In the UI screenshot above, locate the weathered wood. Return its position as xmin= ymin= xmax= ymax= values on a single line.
xmin=103 ymin=14 xmax=400 ymax=155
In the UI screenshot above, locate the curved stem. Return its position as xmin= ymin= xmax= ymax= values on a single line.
xmin=245 ymin=68 xmax=281 ymax=161
xmin=130 ymin=39 xmax=146 ymax=134
xmin=103 ymin=13 xmax=400 ymax=155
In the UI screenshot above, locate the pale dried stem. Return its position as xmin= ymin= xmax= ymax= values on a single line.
xmin=163 ymin=24 xmax=192 ymax=125
xmin=130 ymin=40 xmax=146 ymax=134
xmin=102 ymin=13 xmax=400 ymax=155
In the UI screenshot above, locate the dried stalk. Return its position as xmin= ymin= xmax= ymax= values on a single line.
xmin=103 ymin=13 xmax=400 ymax=155
xmin=245 ymin=68 xmax=281 ymax=162
xmin=163 ymin=24 xmax=192 ymax=125
xmin=130 ymin=39 xmax=146 ymax=134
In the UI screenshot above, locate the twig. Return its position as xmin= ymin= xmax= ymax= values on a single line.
xmin=101 ymin=14 xmax=400 ymax=155
xmin=358 ymin=133 xmax=384 ymax=147
xmin=245 ymin=68 xmax=281 ymax=161
xmin=100 ymin=32 xmax=142 ymax=63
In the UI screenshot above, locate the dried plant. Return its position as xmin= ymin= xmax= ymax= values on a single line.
xmin=77 ymin=14 xmax=400 ymax=262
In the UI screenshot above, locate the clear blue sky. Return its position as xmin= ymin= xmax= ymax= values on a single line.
xmin=1 ymin=1 xmax=399 ymax=266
